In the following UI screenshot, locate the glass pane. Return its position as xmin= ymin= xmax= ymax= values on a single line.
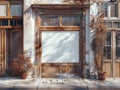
xmin=105 ymin=32 xmax=111 ymax=45
xmin=116 ymin=31 xmax=120 ymax=45
xmin=10 ymin=20 xmax=16 ymax=26
xmin=116 ymin=31 xmax=120 ymax=60
xmin=0 ymin=5 xmax=6 ymax=16
xmin=16 ymin=20 xmax=23 ymax=26
xmin=11 ymin=5 xmax=22 ymax=16
xmin=110 ymin=4 xmax=117 ymax=17
xmin=42 ymin=31 xmax=79 ymax=63
xmin=0 ymin=20 xmax=8 ymax=26
xmin=106 ymin=22 xmax=112 ymax=28
xmin=104 ymin=46 xmax=111 ymax=59
xmin=101 ymin=3 xmax=107 ymax=17
xmin=62 ymin=16 xmax=80 ymax=26
xmin=116 ymin=46 xmax=120 ymax=59
xmin=104 ymin=32 xmax=111 ymax=60
xmin=113 ymin=22 xmax=119 ymax=28
xmin=41 ymin=15 xmax=59 ymax=26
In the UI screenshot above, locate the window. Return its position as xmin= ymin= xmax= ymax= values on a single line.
xmin=101 ymin=2 xmax=118 ymax=18
xmin=62 ymin=16 xmax=80 ymax=26
xmin=41 ymin=15 xmax=59 ymax=26
xmin=42 ymin=31 xmax=79 ymax=63
xmin=110 ymin=3 xmax=118 ymax=17
xmin=0 ymin=20 xmax=8 ymax=26
xmin=10 ymin=20 xmax=23 ymax=26
xmin=116 ymin=31 xmax=120 ymax=60
xmin=0 ymin=5 xmax=7 ymax=16
xmin=0 ymin=1 xmax=23 ymax=27
xmin=106 ymin=22 xmax=112 ymax=28
xmin=41 ymin=15 xmax=81 ymax=26
xmin=10 ymin=5 xmax=22 ymax=16
xmin=104 ymin=32 xmax=111 ymax=60
xmin=113 ymin=22 xmax=119 ymax=28
xmin=101 ymin=3 xmax=107 ymax=17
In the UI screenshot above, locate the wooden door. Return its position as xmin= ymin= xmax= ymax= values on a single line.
xmin=0 ymin=30 xmax=6 ymax=76
xmin=103 ymin=31 xmax=120 ymax=78
xmin=10 ymin=30 xmax=23 ymax=60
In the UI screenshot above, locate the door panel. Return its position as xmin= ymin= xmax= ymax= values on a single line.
xmin=0 ymin=30 xmax=6 ymax=76
xmin=10 ymin=30 xmax=23 ymax=60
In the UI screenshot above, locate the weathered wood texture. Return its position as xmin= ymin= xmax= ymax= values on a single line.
xmin=41 ymin=63 xmax=81 ymax=78
xmin=103 ymin=62 xmax=112 ymax=77
xmin=35 ymin=29 xmax=81 ymax=78
xmin=0 ymin=30 xmax=6 ymax=76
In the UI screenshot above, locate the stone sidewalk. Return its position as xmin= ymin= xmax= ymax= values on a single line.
xmin=0 ymin=77 xmax=120 ymax=90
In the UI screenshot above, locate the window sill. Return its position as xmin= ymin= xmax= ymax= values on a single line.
xmin=104 ymin=17 xmax=120 ymax=21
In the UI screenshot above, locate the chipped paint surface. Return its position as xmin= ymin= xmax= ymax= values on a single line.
xmin=24 ymin=0 xmax=36 ymax=63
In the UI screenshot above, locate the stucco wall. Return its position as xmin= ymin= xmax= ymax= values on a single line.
xmin=24 ymin=0 xmax=35 ymax=63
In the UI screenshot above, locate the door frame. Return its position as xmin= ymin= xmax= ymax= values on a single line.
xmin=0 ymin=29 xmax=6 ymax=76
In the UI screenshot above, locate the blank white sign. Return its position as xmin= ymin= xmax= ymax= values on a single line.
xmin=42 ymin=31 xmax=79 ymax=63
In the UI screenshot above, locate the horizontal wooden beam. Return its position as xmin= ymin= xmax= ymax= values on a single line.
xmin=32 ymin=4 xmax=90 ymax=10
xmin=41 ymin=63 xmax=80 ymax=66
xmin=0 ymin=16 xmax=23 ymax=20
xmin=0 ymin=26 xmax=23 ymax=29
xmin=39 ymin=26 xmax=80 ymax=31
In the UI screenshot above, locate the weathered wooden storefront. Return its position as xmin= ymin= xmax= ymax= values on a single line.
xmin=32 ymin=4 xmax=89 ymax=78
xmin=0 ymin=0 xmax=23 ymax=76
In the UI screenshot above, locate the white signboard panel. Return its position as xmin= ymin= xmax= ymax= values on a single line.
xmin=42 ymin=31 xmax=79 ymax=63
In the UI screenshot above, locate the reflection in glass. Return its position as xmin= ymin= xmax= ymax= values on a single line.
xmin=62 ymin=16 xmax=80 ymax=26
xmin=116 ymin=46 xmax=120 ymax=60
xmin=116 ymin=31 xmax=120 ymax=45
xmin=42 ymin=31 xmax=79 ymax=63
xmin=0 ymin=20 xmax=8 ymax=26
xmin=0 ymin=5 xmax=6 ymax=16
xmin=104 ymin=32 xmax=111 ymax=60
xmin=104 ymin=46 xmax=111 ymax=59
xmin=101 ymin=3 xmax=107 ymax=17
xmin=106 ymin=22 xmax=112 ymax=28
xmin=11 ymin=5 xmax=22 ymax=16
xmin=41 ymin=15 xmax=59 ymax=26
xmin=105 ymin=32 xmax=111 ymax=45
xmin=116 ymin=31 xmax=120 ymax=60
xmin=113 ymin=22 xmax=119 ymax=28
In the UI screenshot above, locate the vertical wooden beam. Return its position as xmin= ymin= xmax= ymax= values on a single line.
xmin=112 ymin=31 xmax=116 ymax=77
xmin=81 ymin=8 xmax=87 ymax=78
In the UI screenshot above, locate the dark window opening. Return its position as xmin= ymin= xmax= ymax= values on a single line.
xmin=0 ymin=20 xmax=8 ymax=26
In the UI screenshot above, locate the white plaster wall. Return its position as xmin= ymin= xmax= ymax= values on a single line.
xmin=24 ymin=0 xmax=35 ymax=63
xmin=89 ymin=1 xmax=99 ymax=74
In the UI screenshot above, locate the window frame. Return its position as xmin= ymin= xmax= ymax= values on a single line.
xmin=102 ymin=2 xmax=119 ymax=19
xmin=0 ymin=1 xmax=23 ymax=28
